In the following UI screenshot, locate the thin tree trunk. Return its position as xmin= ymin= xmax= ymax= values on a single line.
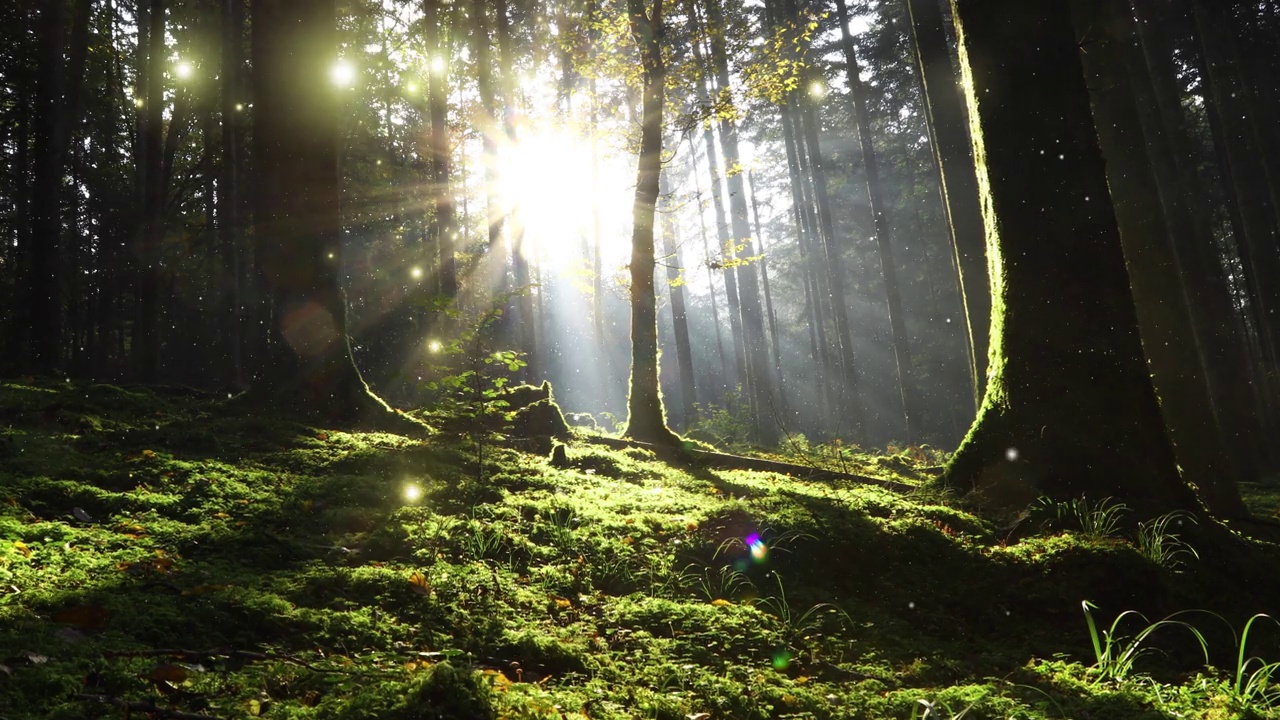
xmin=220 ymin=0 xmax=244 ymax=386
xmin=748 ymin=171 xmax=789 ymax=425
xmin=686 ymin=136 xmax=729 ymax=401
xmin=834 ymin=0 xmax=917 ymax=442
xmin=425 ymin=0 xmax=457 ymax=299
xmin=660 ymin=169 xmax=698 ymax=429
xmin=906 ymin=0 xmax=989 ymax=408
xmin=623 ymin=0 xmax=679 ymax=445
xmin=704 ymin=0 xmax=778 ymax=443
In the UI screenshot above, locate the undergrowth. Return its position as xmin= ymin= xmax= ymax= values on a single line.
xmin=1 ymin=379 xmax=1279 ymax=719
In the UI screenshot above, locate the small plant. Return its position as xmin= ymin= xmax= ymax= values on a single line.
xmin=1080 ymin=600 xmax=1207 ymax=684
xmin=691 ymin=564 xmax=755 ymax=602
xmin=1033 ymin=495 xmax=1128 ymax=539
xmin=1136 ymin=510 xmax=1199 ymax=569
xmin=1226 ymin=613 xmax=1280 ymax=711
xmin=756 ymin=572 xmax=851 ymax=653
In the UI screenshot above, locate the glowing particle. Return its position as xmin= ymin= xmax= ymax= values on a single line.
xmin=410 ymin=266 xmax=423 ymax=280
xmin=235 ymin=103 xmax=244 ymax=111
xmin=772 ymin=650 xmax=792 ymax=669
xmin=745 ymin=533 xmax=768 ymax=562
xmin=134 ymin=98 xmax=144 ymax=108
xmin=330 ymin=60 xmax=356 ymax=88
xmin=403 ymin=484 xmax=422 ymax=503
xmin=1005 ymin=447 xmax=1019 ymax=462
xmin=431 ymin=57 xmax=446 ymax=75
xmin=810 ymin=81 xmax=825 ymax=98
xmin=327 ymin=252 xmax=335 ymax=260
xmin=175 ymin=61 xmax=194 ymax=80
xmin=427 ymin=340 xmax=443 ymax=354
xmin=406 ymin=81 xmax=418 ymax=94
xmin=908 ymin=601 xmax=916 ymax=610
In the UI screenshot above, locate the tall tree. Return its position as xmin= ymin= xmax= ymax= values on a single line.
xmin=833 ymin=0 xmax=917 ymax=441
xmin=1073 ymin=0 xmax=1247 ymax=517
xmin=220 ymin=0 xmax=245 ymax=386
xmin=660 ymin=168 xmax=698 ymax=429
xmin=623 ymin=0 xmax=680 ymax=445
xmin=905 ymin=0 xmax=989 ymax=408
xmin=249 ymin=0 xmax=402 ymax=424
xmin=28 ymin=0 xmax=94 ymax=373
xmin=944 ymin=0 xmax=1200 ymax=512
xmin=424 ymin=0 xmax=457 ymax=298
xmin=703 ymin=0 xmax=778 ymax=444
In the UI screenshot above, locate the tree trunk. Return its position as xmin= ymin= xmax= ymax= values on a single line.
xmin=28 ymin=0 xmax=70 ymax=373
xmin=748 ymin=171 xmax=789 ymax=426
xmin=220 ymin=0 xmax=244 ymax=386
xmin=135 ymin=0 xmax=166 ymax=382
xmin=1073 ymin=0 xmax=1248 ymax=518
xmin=661 ymin=169 xmax=698 ymax=429
xmin=623 ymin=0 xmax=679 ymax=445
xmin=834 ymin=0 xmax=917 ymax=442
xmin=686 ymin=135 xmax=729 ymax=402
xmin=248 ymin=0 xmax=400 ymax=424
xmin=944 ymin=0 xmax=1200 ymax=513
xmin=906 ymin=0 xmax=989 ymax=409
xmin=703 ymin=0 xmax=778 ymax=444
xmin=686 ymin=0 xmax=748 ymax=393
xmin=424 ymin=0 xmax=457 ymax=299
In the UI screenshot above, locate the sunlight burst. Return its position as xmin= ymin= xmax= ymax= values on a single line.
xmin=403 ymin=483 xmax=422 ymax=503
xmin=175 ymin=61 xmax=194 ymax=81
xmin=496 ymin=130 xmax=633 ymax=273
xmin=330 ymin=60 xmax=356 ymax=88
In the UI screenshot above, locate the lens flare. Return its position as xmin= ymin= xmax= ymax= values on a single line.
xmin=330 ymin=60 xmax=356 ymax=88
xmin=745 ymin=533 xmax=768 ymax=562
xmin=403 ymin=484 xmax=422 ymax=503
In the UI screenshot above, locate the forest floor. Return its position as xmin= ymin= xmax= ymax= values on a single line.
xmin=2 ymin=378 xmax=1280 ymax=719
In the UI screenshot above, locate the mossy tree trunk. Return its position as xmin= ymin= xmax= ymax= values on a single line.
xmin=623 ymin=0 xmax=679 ymax=446
xmin=943 ymin=0 xmax=1200 ymax=513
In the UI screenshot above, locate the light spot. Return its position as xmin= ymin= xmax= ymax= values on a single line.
xmin=175 ymin=61 xmax=194 ymax=80
xmin=908 ymin=601 xmax=916 ymax=610
xmin=1005 ymin=447 xmax=1019 ymax=462
xmin=427 ymin=339 xmax=443 ymax=354
xmin=330 ymin=60 xmax=356 ymax=88
xmin=235 ymin=103 xmax=244 ymax=112
xmin=810 ymin=81 xmax=826 ymax=98
xmin=430 ymin=57 xmax=446 ymax=75
xmin=410 ymin=266 xmax=423 ymax=280
xmin=403 ymin=484 xmax=422 ymax=503
xmin=406 ymin=81 xmax=418 ymax=94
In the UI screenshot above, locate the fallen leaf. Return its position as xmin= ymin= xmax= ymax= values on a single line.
xmin=141 ymin=449 xmax=156 ymax=459
xmin=13 ymin=541 xmax=30 ymax=558
xmin=149 ymin=663 xmax=188 ymax=683
xmin=52 ymin=605 xmax=111 ymax=630
xmin=24 ymin=652 xmax=47 ymax=665
xmin=622 ymin=537 xmax=634 ymax=546
xmin=408 ymin=571 xmax=430 ymax=595
xmin=710 ymin=599 xmax=733 ymax=607
xmin=316 ymin=432 xmax=329 ymax=441
xmin=248 ymin=698 xmax=261 ymax=716
xmin=686 ymin=522 xmax=698 ymax=532
xmin=553 ymin=596 xmax=572 ymax=609
xmin=212 ymin=512 xmax=230 ymax=519
xmin=688 ymin=714 xmax=711 ymax=720
xmin=72 ymin=507 xmax=93 ymax=523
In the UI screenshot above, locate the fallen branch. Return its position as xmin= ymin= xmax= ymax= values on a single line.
xmin=102 ymin=648 xmax=350 ymax=675
xmin=582 ymin=436 xmax=916 ymax=493
xmin=73 ymin=694 xmax=222 ymax=720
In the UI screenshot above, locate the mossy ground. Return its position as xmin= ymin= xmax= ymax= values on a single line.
xmin=2 ymin=379 xmax=1279 ymax=719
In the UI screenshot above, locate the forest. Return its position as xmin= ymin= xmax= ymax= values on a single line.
xmin=3 ymin=0 xmax=1280 ymax=717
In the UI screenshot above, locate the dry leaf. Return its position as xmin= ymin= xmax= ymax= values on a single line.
xmin=13 ymin=541 xmax=30 ymax=558
xmin=687 ymin=714 xmax=711 ymax=720
xmin=408 ymin=571 xmax=430 ymax=595
xmin=212 ymin=512 xmax=230 ymax=519
xmin=248 ymin=698 xmax=261 ymax=716
xmin=316 ymin=432 xmax=329 ymax=441
xmin=710 ymin=599 xmax=733 ymax=607
xmin=149 ymin=663 xmax=189 ymax=683
xmin=52 ymin=605 xmax=112 ymax=630
xmin=553 ymin=596 xmax=572 ymax=609
xmin=141 ymin=449 xmax=156 ymax=459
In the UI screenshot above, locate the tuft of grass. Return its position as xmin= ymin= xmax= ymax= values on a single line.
xmin=1136 ymin=510 xmax=1199 ymax=570
xmin=1081 ymin=600 xmax=1208 ymax=684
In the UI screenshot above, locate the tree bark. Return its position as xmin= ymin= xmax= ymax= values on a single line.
xmin=424 ymin=0 xmax=457 ymax=299
xmin=623 ymin=0 xmax=679 ymax=445
xmin=220 ymin=0 xmax=244 ymax=386
xmin=944 ymin=0 xmax=1200 ymax=513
